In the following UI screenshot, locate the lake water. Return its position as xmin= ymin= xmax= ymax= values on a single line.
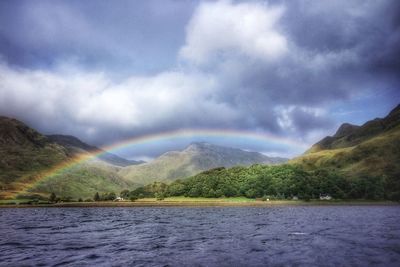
xmin=1 ymin=206 xmax=399 ymax=266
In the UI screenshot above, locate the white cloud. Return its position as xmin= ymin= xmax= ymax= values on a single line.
xmin=0 ymin=0 xmax=357 ymax=153
xmin=0 ymin=62 xmax=241 ymax=139
xmin=180 ymin=0 xmax=287 ymax=65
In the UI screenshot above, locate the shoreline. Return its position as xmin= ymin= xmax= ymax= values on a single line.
xmin=0 ymin=199 xmax=398 ymax=208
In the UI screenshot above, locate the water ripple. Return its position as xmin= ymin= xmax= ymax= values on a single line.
xmin=0 ymin=206 xmax=399 ymax=266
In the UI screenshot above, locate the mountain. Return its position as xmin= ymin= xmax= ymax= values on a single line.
xmin=47 ymin=135 xmax=144 ymax=167
xmin=119 ymin=142 xmax=287 ymax=185
xmin=292 ymin=104 xmax=400 ymax=199
xmin=307 ymin=105 xmax=400 ymax=153
xmin=29 ymin=161 xmax=134 ymax=200
xmin=0 ymin=116 xmax=68 ymax=198
xmin=0 ymin=116 xmax=136 ymax=199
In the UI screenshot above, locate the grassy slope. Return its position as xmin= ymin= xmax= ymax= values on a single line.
xmin=291 ymin=125 xmax=400 ymax=180
xmin=25 ymin=161 xmax=136 ymax=199
xmin=119 ymin=151 xmax=199 ymax=185
xmin=0 ymin=117 xmax=69 ymax=199
xmin=119 ymin=143 xmax=284 ymax=186
xmin=0 ymin=146 xmax=68 ymax=199
xmin=0 ymin=116 xmax=138 ymax=200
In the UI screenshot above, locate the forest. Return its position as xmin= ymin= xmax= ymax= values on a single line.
xmin=123 ymin=164 xmax=396 ymax=201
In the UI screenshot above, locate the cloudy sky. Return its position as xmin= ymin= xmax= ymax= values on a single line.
xmin=0 ymin=0 xmax=399 ymax=159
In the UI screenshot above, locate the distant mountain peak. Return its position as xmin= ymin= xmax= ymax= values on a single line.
xmin=186 ymin=141 xmax=208 ymax=148
xmin=120 ymin=142 xmax=288 ymax=185
xmin=185 ymin=141 xmax=221 ymax=151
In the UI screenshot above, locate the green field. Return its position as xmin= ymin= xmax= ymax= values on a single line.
xmin=1 ymin=197 xmax=397 ymax=208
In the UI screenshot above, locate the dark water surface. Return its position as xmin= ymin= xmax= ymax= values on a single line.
xmin=1 ymin=206 xmax=399 ymax=266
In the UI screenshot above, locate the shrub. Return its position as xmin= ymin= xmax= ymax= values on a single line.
xmin=155 ymin=192 xmax=164 ymax=201
xmin=49 ymin=192 xmax=56 ymax=203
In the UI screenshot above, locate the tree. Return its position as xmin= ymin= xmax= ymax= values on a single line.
xmin=49 ymin=192 xmax=56 ymax=203
xmin=120 ymin=189 xmax=130 ymax=199
xmin=94 ymin=192 xmax=100 ymax=201
xmin=108 ymin=192 xmax=117 ymax=201
xmin=155 ymin=192 xmax=164 ymax=201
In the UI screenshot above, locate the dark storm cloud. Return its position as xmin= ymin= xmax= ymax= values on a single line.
xmin=203 ymin=0 xmax=400 ymax=135
xmin=0 ymin=0 xmax=197 ymax=75
xmin=283 ymin=0 xmax=400 ymax=76
xmin=0 ymin=0 xmax=399 ymax=157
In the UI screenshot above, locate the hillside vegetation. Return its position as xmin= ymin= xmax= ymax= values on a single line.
xmin=124 ymin=104 xmax=400 ymax=201
xmin=119 ymin=142 xmax=286 ymax=185
xmin=47 ymin=134 xmax=144 ymax=166
xmin=1 ymin=104 xmax=399 ymax=201
xmin=124 ymin=164 xmax=388 ymax=201
xmin=27 ymin=162 xmax=136 ymax=199
xmin=292 ymin=104 xmax=400 ymax=199
xmin=0 ymin=117 xmax=68 ymax=198
xmin=0 ymin=116 xmax=137 ymax=199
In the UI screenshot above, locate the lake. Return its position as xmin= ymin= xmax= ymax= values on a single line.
xmin=1 ymin=206 xmax=399 ymax=266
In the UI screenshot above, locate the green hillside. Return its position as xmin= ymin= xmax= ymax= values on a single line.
xmin=26 ymin=161 xmax=135 ymax=199
xmin=125 ymin=104 xmax=400 ymax=201
xmin=307 ymin=104 xmax=400 ymax=152
xmin=0 ymin=116 xmax=68 ymax=198
xmin=291 ymin=104 xmax=400 ymax=199
xmin=119 ymin=142 xmax=286 ymax=185
xmin=2 ymin=104 xmax=399 ymax=201
xmin=125 ymin=163 xmax=386 ymax=200
xmin=0 ymin=116 xmax=136 ymax=199
xmin=47 ymin=134 xmax=144 ymax=166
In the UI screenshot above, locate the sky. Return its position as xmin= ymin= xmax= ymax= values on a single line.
xmin=0 ymin=0 xmax=399 ymax=160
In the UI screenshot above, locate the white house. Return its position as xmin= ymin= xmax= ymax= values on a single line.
xmin=319 ymin=194 xmax=332 ymax=200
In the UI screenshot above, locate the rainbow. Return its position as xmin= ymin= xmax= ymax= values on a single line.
xmin=101 ymin=128 xmax=308 ymax=153
xmin=24 ymin=128 xmax=309 ymax=193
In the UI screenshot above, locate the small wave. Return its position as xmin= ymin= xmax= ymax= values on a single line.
xmin=288 ymin=232 xmax=308 ymax=235
xmin=85 ymin=253 xmax=101 ymax=259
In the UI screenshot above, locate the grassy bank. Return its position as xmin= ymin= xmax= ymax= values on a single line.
xmin=0 ymin=197 xmax=398 ymax=208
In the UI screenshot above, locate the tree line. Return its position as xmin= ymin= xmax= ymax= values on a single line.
xmin=43 ymin=164 xmax=397 ymax=203
xmin=123 ymin=164 xmax=396 ymax=201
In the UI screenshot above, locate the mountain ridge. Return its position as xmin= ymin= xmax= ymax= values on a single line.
xmin=0 ymin=116 xmax=137 ymax=199
xmin=292 ymin=104 xmax=400 ymax=199
xmin=0 ymin=115 xmax=287 ymax=199
xmin=47 ymin=134 xmax=144 ymax=167
xmin=306 ymin=104 xmax=400 ymax=153
xmin=119 ymin=141 xmax=287 ymax=185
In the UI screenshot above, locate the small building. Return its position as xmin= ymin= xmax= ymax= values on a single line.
xmin=319 ymin=194 xmax=332 ymax=200
xmin=114 ymin=197 xmax=124 ymax=202
xmin=292 ymin=196 xmax=299 ymax=200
